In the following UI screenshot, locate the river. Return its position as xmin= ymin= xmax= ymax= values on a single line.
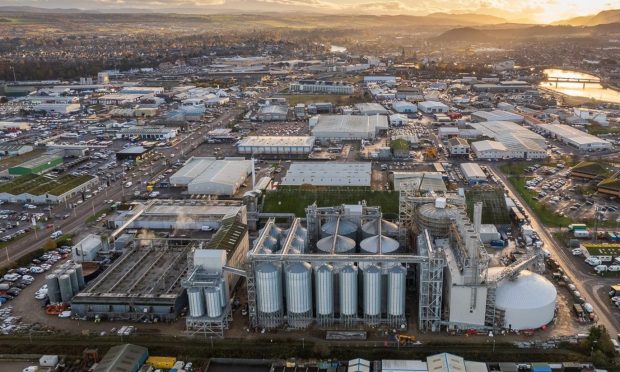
xmin=540 ymin=68 xmax=620 ymax=104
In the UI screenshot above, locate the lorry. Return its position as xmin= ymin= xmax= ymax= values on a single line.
xmin=569 ymin=223 xmax=588 ymax=232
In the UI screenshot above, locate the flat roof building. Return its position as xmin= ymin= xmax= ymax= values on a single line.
xmin=537 ymin=124 xmax=612 ymax=151
xmin=237 ymin=136 xmax=315 ymax=155
xmin=120 ymin=126 xmax=177 ymax=140
xmin=170 ymin=157 xmax=251 ymax=196
xmin=469 ymin=121 xmax=547 ymax=160
xmin=355 ymin=103 xmax=389 ymax=116
xmin=471 ymin=110 xmax=524 ymax=124
xmin=8 ymin=153 xmax=63 ymax=175
xmin=392 ymin=101 xmax=418 ymax=113
xmin=418 ymin=101 xmax=449 ymax=114
xmin=310 ymin=114 xmax=388 ymax=143
xmin=116 ymin=146 xmax=150 ymax=161
xmin=460 ymin=163 xmax=487 ymax=184
xmin=290 ymin=80 xmax=354 ymax=94
xmin=471 ymin=140 xmax=509 ymax=160
xmin=257 ymin=105 xmax=288 ymax=121
xmin=282 ymin=162 xmax=371 ymax=187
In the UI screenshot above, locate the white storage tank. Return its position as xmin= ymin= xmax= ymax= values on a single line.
xmin=320 ymin=219 xmax=358 ymax=240
xmin=205 ymin=287 xmax=223 ymax=318
xmin=359 ymin=235 xmax=400 ymax=254
xmin=58 ymin=274 xmax=73 ymax=303
xmin=45 ymin=274 xmax=61 ymax=303
xmin=255 ymin=262 xmax=283 ymax=316
xmin=66 ymin=269 xmax=79 ymax=295
xmin=339 ymin=264 xmax=358 ymax=317
xmin=316 ymin=235 xmax=356 ymax=254
xmin=495 ymin=270 xmax=557 ymax=330
xmin=74 ymin=264 xmax=86 ymax=289
xmin=363 ymin=265 xmax=382 ymax=322
xmin=285 ymin=262 xmax=312 ymax=327
xmin=314 ymin=264 xmax=334 ymax=318
xmin=361 ymin=219 xmax=399 ymax=238
xmin=387 ymin=265 xmax=406 ymax=318
xmin=187 ymin=287 xmax=206 ymax=317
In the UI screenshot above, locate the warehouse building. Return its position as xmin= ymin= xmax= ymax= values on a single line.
xmin=281 ymin=162 xmax=371 ymax=187
xmin=392 ymin=172 xmax=447 ymax=193
xmin=119 ymin=126 xmax=178 ymax=140
xmin=460 ymin=163 xmax=487 ymax=184
xmin=93 ymin=344 xmax=148 ymax=372
xmin=8 ymin=153 xmax=63 ymax=175
xmin=392 ymin=101 xmax=418 ymax=113
xmin=447 ymin=137 xmax=470 ymax=157
xmin=418 ymin=101 xmax=449 ymax=114
xmin=310 ymin=114 xmax=388 ymax=143
xmin=289 ymin=80 xmax=354 ymax=94
xmin=471 ymin=110 xmax=524 ymax=124
xmin=469 ymin=121 xmax=547 ymax=160
xmin=0 ymin=144 xmax=33 ymax=157
xmin=115 ymin=146 xmax=150 ymax=161
xmin=257 ymin=105 xmax=289 ymax=121
xmin=355 ymin=103 xmax=389 ymax=116
xmin=170 ymin=157 xmax=252 ymax=196
xmin=237 ymin=136 xmax=315 ymax=155
xmin=471 ymin=140 xmax=509 ymax=160
xmin=537 ymin=124 xmax=612 ymax=151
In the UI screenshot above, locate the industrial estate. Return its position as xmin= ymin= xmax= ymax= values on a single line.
xmin=1 ymin=4 xmax=620 ymax=372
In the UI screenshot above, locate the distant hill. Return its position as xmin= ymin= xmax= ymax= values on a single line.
xmin=434 ymin=27 xmax=494 ymax=42
xmin=554 ymin=9 xmax=620 ymax=26
xmin=427 ymin=12 xmax=507 ymax=25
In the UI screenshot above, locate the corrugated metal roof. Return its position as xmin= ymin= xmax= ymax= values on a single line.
xmin=93 ymin=344 xmax=147 ymax=372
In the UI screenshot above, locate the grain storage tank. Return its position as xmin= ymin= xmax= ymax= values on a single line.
xmin=205 ymin=287 xmax=223 ymax=318
xmin=495 ymin=270 xmax=557 ymax=330
xmin=45 ymin=274 xmax=61 ymax=304
xmin=314 ymin=264 xmax=334 ymax=319
xmin=66 ymin=269 xmax=79 ymax=295
xmin=255 ymin=262 xmax=283 ymax=320
xmin=285 ymin=262 xmax=312 ymax=328
xmin=316 ymin=235 xmax=356 ymax=254
xmin=416 ymin=200 xmax=460 ymax=237
xmin=74 ymin=264 xmax=85 ymax=289
xmin=359 ymin=235 xmax=400 ymax=254
xmin=187 ymin=287 xmax=206 ymax=317
xmin=217 ymin=279 xmax=228 ymax=308
xmin=363 ymin=265 xmax=382 ymax=323
xmin=339 ymin=265 xmax=358 ymax=318
xmin=261 ymin=236 xmax=279 ymax=251
xmin=387 ymin=265 xmax=406 ymax=318
xmin=320 ymin=219 xmax=358 ymax=240
xmin=290 ymin=237 xmax=306 ymax=252
xmin=361 ymin=219 xmax=399 ymax=239
xmin=58 ymin=274 xmax=73 ymax=303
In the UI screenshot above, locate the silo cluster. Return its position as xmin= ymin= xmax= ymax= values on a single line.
xmin=45 ymin=263 xmax=86 ymax=304
xmin=186 ymin=278 xmax=228 ymax=319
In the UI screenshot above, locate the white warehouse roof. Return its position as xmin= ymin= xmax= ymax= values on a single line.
xmin=460 ymin=163 xmax=487 ymax=181
xmin=537 ymin=124 xmax=612 ymax=150
xmin=237 ymin=136 xmax=314 ymax=147
xmin=311 ymin=114 xmax=388 ymax=139
xmin=170 ymin=157 xmax=252 ymax=195
xmin=469 ymin=121 xmax=547 ymax=156
xmin=282 ymin=162 xmax=371 ymax=187
xmin=472 ymin=110 xmax=524 ymax=123
xmin=382 ymin=360 xmax=428 ymax=372
xmin=471 ymin=140 xmax=508 ymax=153
xmin=392 ymin=101 xmax=418 ymax=113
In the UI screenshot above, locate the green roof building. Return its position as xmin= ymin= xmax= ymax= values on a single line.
xmin=8 ymin=154 xmax=63 ymax=175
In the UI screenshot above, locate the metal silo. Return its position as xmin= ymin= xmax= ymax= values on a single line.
xmin=255 ymin=262 xmax=283 ymax=328
xmin=262 ymin=236 xmax=279 ymax=251
xmin=387 ymin=265 xmax=406 ymax=321
xmin=58 ymin=274 xmax=73 ymax=304
xmin=314 ymin=264 xmax=334 ymax=325
xmin=363 ymin=265 xmax=382 ymax=324
xmin=74 ymin=264 xmax=85 ymax=289
xmin=339 ymin=264 xmax=358 ymax=322
xmin=66 ymin=269 xmax=79 ymax=295
xmin=205 ymin=287 xmax=223 ymax=318
xmin=316 ymin=235 xmax=356 ymax=254
xmin=45 ymin=274 xmax=61 ymax=303
xmin=416 ymin=202 xmax=459 ymax=237
xmin=320 ymin=219 xmax=358 ymax=240
xmin=359 ymin=235 xmax=400 ymax=254
xmin=361 ymin=219 xmax=399 ymax=239
xmin=285 ymin=262 xmax=312 ymax=328
xmin=218 ymin=279 xmax=229 ymax=308
xmin=290 ymin=237 xmax=306 ymax=252
xmin=187 ymin=287 xmax=206 ymax=317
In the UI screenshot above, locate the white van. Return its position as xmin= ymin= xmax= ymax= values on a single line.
xmin=50 ymin=231 xmax=63 ymax=239
xmin=594 ymin=264 xmax=608 ymax=273
xmin=608 ymin=265 xmax=620 ymax=272
xmin=200 ymin=226 xmax=214 ymax=232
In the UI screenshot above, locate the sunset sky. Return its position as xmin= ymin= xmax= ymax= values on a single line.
xmin=0 ymin=0 xmax=617 ymax=23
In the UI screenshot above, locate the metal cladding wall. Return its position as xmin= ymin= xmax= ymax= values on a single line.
xmin=363 ymin=265 xmax=382 ymax=319
xmin=285 ymin=262 xmax=312 ymax=315
xmin=255 ymin=262 xmax=283 ymax=314
xmin=314 ymin=264 xmax=334 ymax=316
xmin=205 ymin=287 xmax=223 ymax=318
xmin=339 ymin=265 xmax=358 ymax=317
xmin=188 ymin=287 xmax=206 ymax=317
xmin=387 ymin=265 xmax=407 ymax=317
xmin=45 ymin=274 xmax=61 ymax=303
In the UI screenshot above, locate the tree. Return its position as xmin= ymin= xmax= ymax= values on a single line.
xmin=43 ymin=239 xmax=57 ymax=251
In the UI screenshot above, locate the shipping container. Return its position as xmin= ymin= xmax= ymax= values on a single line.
xmin=568 ymin=224 xmax=587 ymax=231
xmin=146 ymin=356 xmax=177 ymax=369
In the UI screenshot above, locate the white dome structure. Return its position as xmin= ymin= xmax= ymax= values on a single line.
xmin=495 ymin=270 xmax=557 ymax=330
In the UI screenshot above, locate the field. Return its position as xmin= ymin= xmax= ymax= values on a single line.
xmin=263 ymin=188 xmax=399 ymax=218
xmin=0 ymin=174 xmax=94 ymax=196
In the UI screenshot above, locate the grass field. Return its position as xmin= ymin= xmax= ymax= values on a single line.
xmin=263 ymin=188 xmax=399 ymax=218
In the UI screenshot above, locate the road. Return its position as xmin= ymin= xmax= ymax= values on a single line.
xmin=491 ymin=165 xmax=620 ymax=336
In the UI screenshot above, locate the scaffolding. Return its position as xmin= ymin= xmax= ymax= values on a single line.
xmin=418 ymin=230 xmax=445 ymax=332
xmin=465 ymin=185 xmax=510 ymax=225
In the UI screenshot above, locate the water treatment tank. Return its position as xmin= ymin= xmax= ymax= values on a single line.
xmin=359 ymin=235 xmax=400 ymax=254
xmin=416 ymin=202 xmax=460 ymax=237
xmin=187 ymin=287 xmax=206 ymax=317
xmin=314 ymin=264 xmax=334 ymax=317
xmin=58 ymin=274 xmax=73 ymax=303
xmin=316 ymin=235 xmax=356 ymax=254
xmin=255 ymin=262 xmax=283 ymax=315
xmin=320 ymin=219 xmax=358 ymax=240
xmin=361 ymin=219 xmax=399 ymax=238
xmin=205 ymin=287 xmax=223 ymax=318
xmin=285 ymin=262 xmax=312 ymax=327
xmin=74 ymin=264 xmax=85 ymax=289
xmin=495 ymin=270 xmax=557 ymax=330
xmin=45 ymin=274 xmax=60 ymax=304
xmin=66 ymin=269 xmax=79 ymax=295
xmin=363 ymin=265 xmax=382 ymax=321
xmin=339 ymin=265 xmax=358 ymax=317
xmin=387 ymin=265 xmax=406 ymax=317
